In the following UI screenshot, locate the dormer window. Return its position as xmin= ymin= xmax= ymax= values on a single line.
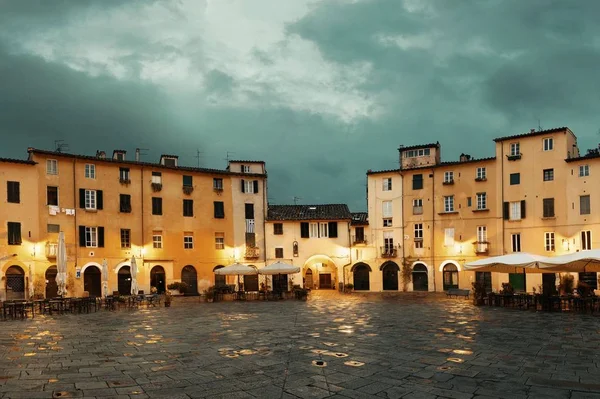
xmin=404 ymin=148 xmax=431 ymax=158
xmin=241 ymin=165 xmax=251 ymax=173
xmin=160 ymin=155 xmax=178 ymax=167
xmin=113 ymin=150 xmax=126 ymax=161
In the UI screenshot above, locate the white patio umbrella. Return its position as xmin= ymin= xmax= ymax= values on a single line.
xmin=464 ymin=253 xmax=548 ymax=273
xmin=540 ymin=250 xmax=600 ymax=273
xmin=56 ymin=231 xmax=67 ymax=296
xmin=102 ymin=259 xmax=109 ymax=297
xmin=259 ymin=261 xmax=300 ymax=294
xmin=130 ymin=255 xmax=138 ymax=295
xmin=214 ymin=263 xmax=257 ymax=291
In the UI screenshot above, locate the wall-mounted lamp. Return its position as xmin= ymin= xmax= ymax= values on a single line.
xmin=562 ymin=239 xmax=570 ymax=251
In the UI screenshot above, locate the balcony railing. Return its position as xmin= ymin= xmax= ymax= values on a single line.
xmin=352 ymin=235 xmax=367 ymax=245
xmin=46 ymin=242 xmax=58 ymax=259
xmin=245 ymin=247 xmax=260 ymax=259
xmin=380 ymin=247 xmax=397 ymax=258
xmin=474 ymin=241 xmax=489 ymax=254
xmin=507 ymin=153 xmax=522 ymax=161
xmin=413 ymin=206 xmax=423 ymax=215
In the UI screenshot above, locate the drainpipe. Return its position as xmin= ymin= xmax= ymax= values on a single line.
xmin=500 ymin=144 xmax=505 ymax=254
xmin=262 ymin=174 xmax=267 ymax=268
xmin=431 ymin=167 xmax=436 ymax=292
xmin=73 ymin=159 xmax=77 ymax=267
xmin=399 ymin=170 xmax=405 ymax=290
xmin=342 ymin=221 xmax=352 ymax=291
xmin=141 ymin=166 xmax=144 ymax=274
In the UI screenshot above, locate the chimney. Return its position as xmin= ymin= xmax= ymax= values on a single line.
xmin=530 ymin=128 xmax=536 ymax=133
xmin=459 ymin=153 xmax=471 ymax=162
xmin=113 ymin=150 xmax=126 ymax=161
xmin=96 ymin=150 xmax=106 ymax=159
xmin=135 ymin=148 xmax=140 ymax=162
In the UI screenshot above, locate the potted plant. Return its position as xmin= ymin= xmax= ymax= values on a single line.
xmin=293 ymin=286 xmax=308 ymax=301
xmin=344 ymin=283 xmax=354 ymax=293
xmin=150 ymin=286 xmax=158 ymax=294
xmin=164 ymin=291 xmax=172 ymax=307
xmin=179 ymin=281 xmax=190 ymax=295
xmin=204 ymin=286 xmax=215 ymax=303
xmin=167 ymin=282 xmax=182 ymax=295
xmin=500 ymin=282 xmax=514 ymax=295
xmin=558 ymin=274 xmax=575 ymax=296
xmin=471 ymin=281 xmax=486 ymax=306
xmin=33 ymin=278 xmax=45 ymax=299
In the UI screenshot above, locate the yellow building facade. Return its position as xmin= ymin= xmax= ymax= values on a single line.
xmin=0 ymin=148 xmax=266 ymax=300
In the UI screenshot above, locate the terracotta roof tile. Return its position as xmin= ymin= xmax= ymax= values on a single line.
xmin=351 ymin=212 xmax=368 ymax=226
xmin=0 ymin=157 xmax=36 ymax=165
xmin=267 ymin=204 xmax=352 ymax=221
xmin=493 ymin=127 xmax=570 ymax=142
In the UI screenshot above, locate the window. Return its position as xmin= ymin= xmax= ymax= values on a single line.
xmin=246 ymin=219 xmax=255 ymax=233
xmin=183 ymin=175 xmax=193 ymax=187
xmin=85 ymin=190 xmax=97 ymax=210
xmin=414 ymin=223 xmax=423 ymax=240
xmin=152 ymin=232 xmax=162 ymax=249
xmin=511 ymin=234 xmax=521 ymax=252
xmin=510 ymin=201 xmax=522 ymax=220
xmin=120 ymin=194 xmax=131 ymax=213
xmin=383 ymin=231 xmax=394 ymax=253
xmin=476 ymin=167 xmax=486 ymax=180
xmin=510 ymin=142 xmax=520 ymax=156
xmin=382 ymin=201 xmax=392 ymax=218
xmin=543 ymin=198 xmax=555 ymax=218
xmin=85 ymin=227 xmax=98 ymax=248
xmin=382 ymin=178 xmax=392 ymax=191
xmin=543 ymin=137 xmax=553 ymax=151
xmin=510 ymin=173 xmax=520 ymax=185
xmin=309 ymin=223 xmax=319 ymax=238
xmin=443 ymin=171 xmax=454 ymax=183
xmin=413 ymin=199 xmax=423 ymax=215
xmin=47 ymin=186 xmax=58 ymax=206
xmin=355 ymin=227 xmax=365 ymax=242
xmin=543 ymin=169 xmax=554 ymax=181
xmin=444 ymin=228 xmax=454 ymax=246
xmin=404 ymin=148 xmax=431 ymax=157
xmin=183 ymin=199 xmax=194 ymax=217
xmin=412 ymin=174 xmax=423 ymax=190
xmin=579 ymin=165 xmax=590 ymax=177
xmin=152 ymin=197 xmax=163 ymax=215
xmin=580 ymin=195 xmax=591 ymax=215
xmin=119 ymin=168 xmax=130 ymax=182
xmin=46 ymin=159 xmax=58 ymax=175
xmin=184 ymin=234 xmax=194 ymax=249
xmin=242 ymin=165 xmax=251 ymax=173
xmin=581 ymin=231 xmax=592 ymax=250
xmin=120 ymin=229 xmax=131 ymax=249
xmin=274 ymin=223 xmax=283 ymax=235
xmin=477 ymin=226 xmax=487 ymax=243
xmin=383 ymin=218 xmax=393 ymax=227
xmin=214 ymin=201 xmax=225 ymax=218
xmin=241 ymin=179 xmax=259 ymax=194
xmin=213 ymin=178 xmax=223 ymax=190
xmin=545 ymin=232 xmax=555 ymax=252
xmin=467 ymin=197 xmax=472 ymax=207
xmin=319 ymin=222 xmax=328 ymax=238
xmin=476 ymin=193 xmax=487 ymax=210
xmin=275 ymin=248 xmax=284 ymax=259
xmin=215 ymin=232 xmax=225 ymax=249
xmin=47 ymin=224 xmax=60 ymax=233
xmin=115 ymin=152 xmax=125 ymax=161
xmin=85 ymin=164 xmax=95 ymax=179
xmin=7 ymin=222 xmax=22 ymax=245
xmin=7 ymin=181 xmax=20 ymax=203
xmin=443 ymin=196 xmax=454 ymax=212
xmin=152 ymin=172 xmax=162 ymax=184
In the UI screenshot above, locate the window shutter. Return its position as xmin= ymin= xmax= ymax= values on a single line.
xmin=79 ymin=226 xmax=86 ymax=246
xmin=503 ymin=202 xmax=509 ymax=220
xmin=241 ymin=179 xmax=245 ymax=193
xmin=300 ymin=222 xmax=309 ymax=238
xmin=98 ymin=227 xmax=105 ymax=248
xmin=520 ymin=200 xmax=526 ymax=219
xmin=79 ymin=189 xmax=85 ymax=208
xmin=328 ymin=222 xmax=338 ymax=238
xmin=97 ymin=190 xmax=103 ymax=210
xmin=241 ymin=165 xmax=245 ymax=173
xmin=253 ymin=180 xmax=259 ymax=194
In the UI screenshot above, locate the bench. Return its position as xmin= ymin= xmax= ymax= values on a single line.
xmin=446 ymin=289 xmax=470 ymax=298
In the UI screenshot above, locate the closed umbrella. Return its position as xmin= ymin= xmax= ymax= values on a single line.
xmin=130 ymin=256 xmax=138 ymax=295
xmin=56 ymin=231 xmax=67 ymax=296
xmin=102 ymin=259 xmax=109 ymax=297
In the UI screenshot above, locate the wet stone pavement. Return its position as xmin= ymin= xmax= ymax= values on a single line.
xmin=1 ymin=292 xmax=600 ymax=399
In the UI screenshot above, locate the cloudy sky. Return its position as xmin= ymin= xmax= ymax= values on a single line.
xmin=1 ymin=0 xmax=600 ymax=210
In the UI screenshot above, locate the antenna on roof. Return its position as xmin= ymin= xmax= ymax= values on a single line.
xmin=225 ymin=151 xmax=235 ymax=163
xmin=54 ymin=140 xmax=69 ymax=153
xmin=135 ymin=148 xmax=149 ymax=162
xmin=195 ymin=149 xmax=204 ymax=168
xmin=537 ymin=117 xmax=542 ymax=131
xmin=293 ymin=196 xmax=302 ymax=205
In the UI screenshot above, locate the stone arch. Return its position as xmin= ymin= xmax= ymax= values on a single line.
xmin=381 ymin=261 xmax=400 ymax=291
xmin=83 ymin=265 xmax=102 ymax=297
xmin=213 ymin=265 xmax=226 ymax=288
xmin=439 ymin=260 xmax=462 ymax=272
xmin=181 ymin=265 xmax=198 ymax=294
xmin=5 ymin=265 xmax=26 ymax=300
xmin=150 ymin=265 xmax=166 ymax=294
xmin=441 ymin=261 xmax=460 ymax=291
xmin=352 ymin=263 xmax=371 ymax=291
xmin=45 ymin=265 xmax=58 ymax=298
xmin=80 ymin=262 xmax=103 ymax=275
xmin=303 ymin=254 xmax=337 ymax=290
xmin=114 ymin=261 xmax=131 ymax=274
xmin=412 ymin=262 xmax=429 ymax=292
xmin=350 ymin=262 xmax=372 ymax=272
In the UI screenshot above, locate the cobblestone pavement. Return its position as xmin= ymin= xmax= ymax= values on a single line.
xmin=1 ymin=291 xmax=600 ymax=399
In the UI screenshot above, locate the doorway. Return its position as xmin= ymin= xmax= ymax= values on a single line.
xmin=45 ymin=266 xmax=58 ymax=298
xmin=6 ymin=266 xmax=25 ymax=300
xmin=305 ymin=269 xmax=313 ymax=289
xmin=181 ymin=265 xmax=198 ymax=294
xmin=244 ymin=275 xmax=259 ymax=292
xmin=272 ymin=274 xmax=288 ymax=293
xmin=118 ymin=266 xmax=132 ymax=295
xmin=412 ymin=263 xmax=428 ymax=291
xmin=509 ymin=273 xmax=526 ymax=292
xmin=542 ymin=273 xmax=557 ymax=295
xmin=319 ymin=273 xmax=332 ymax=289
xmin=475 ymin=271 xmax=492 ymax=293
xmin=442 ymin=264 xmax=459 ymax=291
xmin=150 ymin=266 xmax=166 ymax=294
xmin=84 ymin=266 xmax=102 ymax=297
xmin=382 ymin=262 xmax=399 ymax=291
xmin=213 ymin=265 xmax=226 ymax=288
xmin=352 ymin=263 xmax=370 ymax=291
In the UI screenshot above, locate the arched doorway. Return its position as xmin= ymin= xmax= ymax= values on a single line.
xmin=381 ymin=262 xmax=399 ymax=291
xmin=352 ymin=263 xmax=371 ymax=291
xmin=305 ymin=269 xmax=313 ymax=289
xmin=213 ymin=265 xmax=226 ymax=288
xmin=181 ymin=265 xmax=198 ymax=294
xmin=412 ymin=263 xmax=428 ymax=291
xmin=6 ymin=266 xmax=25 ymax=300
xmin=150 ymin=266 xmax=166 ymax=294
xmin=45 ymin=266 xmax=58 ymax=298
xmin=442 ymin=264 xmax=459 ymax=291
xmin=84 ymin=266 xmax=102 ymax=297
xmin=118 ymin=266 xmax=132 ymax=295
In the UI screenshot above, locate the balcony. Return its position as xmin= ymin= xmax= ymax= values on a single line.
xmin=413 ymin=206 xmax=423 ymax=215
xmin=119 ymin=178 xmax=131 ymax=185
xmin=46 ymin=242 xmax=58 ymax=259
xmin=474 ymin=241 xmax=489 ymax=255
xmin=352 ymin=235 xmax=367 ymax=245
xmin=183 ymin=185 xmax=194 ymax=195
xmin=151 ymin=182 xmax=162 ymax=192
xmin=245 ymin=247 xmax=260 ymax=259
xmin=507 ymin=154 xmax=522 ymax=161
xmin=380 ymin=246 xmax=397 ymax=258
xmin=442 ymin=180 xmax=455 ymax=185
